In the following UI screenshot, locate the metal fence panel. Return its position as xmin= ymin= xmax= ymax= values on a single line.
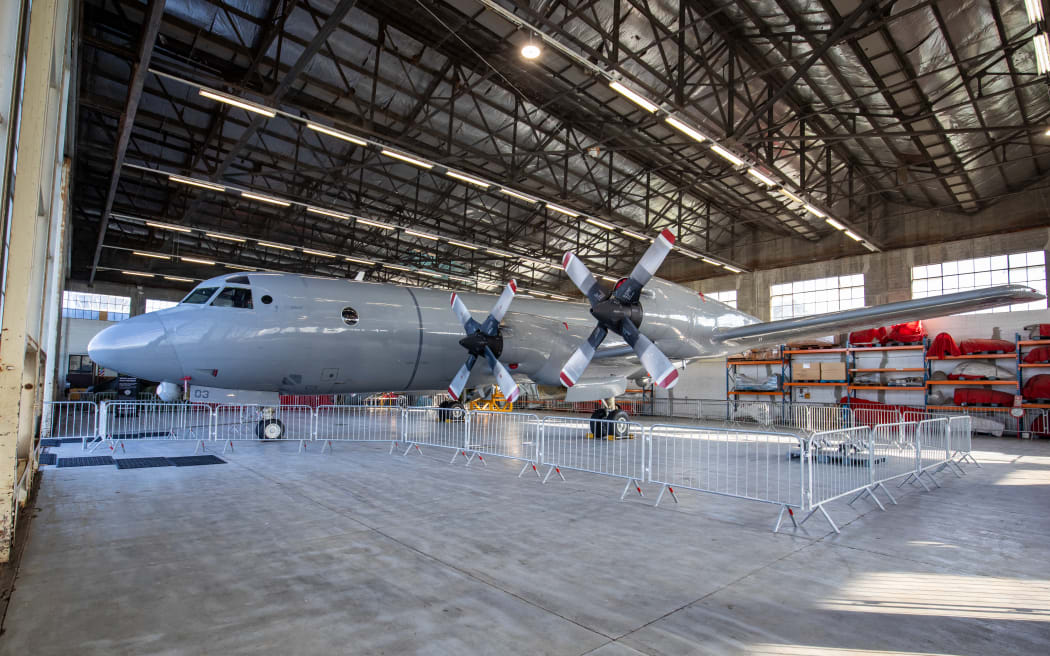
xmin=464 ymin=411 xmax=542 ymax=470
xmin=540 ymin=416 xmax=646 ymax=483
xmin=402 ymin=407 xmax=466 ymax=452
xmin=41 ymin=401 xmax=98 ymax=447
xmin=807 ymin=426 xmax=874 ymax=506
xmin=314 ymin=405 xmax=402 ymax=444
xmin=102 ymin=402 xmax=213 ymax=445
xmin=648 ymin=424 xmax=805 ymax=508
xmin=947 ymin=415 xmax=975 ymax=465
xmin=917 ymin=418 xmax=950 ymax=473
xmin=871 ymin=422 xmax=919 ymax=485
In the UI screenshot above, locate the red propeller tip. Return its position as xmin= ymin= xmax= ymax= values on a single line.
xmin=447 ymin=387 xmax=458 ymax=400
xmin=509 ymin=280 xmax=518 ymax=293
xmin=559 ymin=371 xmax=575 ymax=387
xmin=562 ymin=252 xmax=572 ymax=268
xmin=660 ymin=228 xmax=676 ymax=245
xmin=450 ymin=293 xmax=456 ymax=306
xmin=657 ymin=369 xmax=679 ymax=388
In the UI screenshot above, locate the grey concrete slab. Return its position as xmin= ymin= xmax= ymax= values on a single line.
xmin=3 ymin=436 xmax=1049 ymax=655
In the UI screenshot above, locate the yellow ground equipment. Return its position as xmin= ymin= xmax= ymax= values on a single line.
xmin=467 ymin=389 xmax=514 ymax=412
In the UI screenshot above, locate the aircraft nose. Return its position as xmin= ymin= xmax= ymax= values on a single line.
xmin=88 ymin=313 xmax=182 ymax=381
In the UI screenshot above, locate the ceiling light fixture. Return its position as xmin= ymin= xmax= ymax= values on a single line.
xmin=608 ymin=80 xmax=659 ymax=112
xmin=1035 ymin=33 xmax=1050 ymax=74
xmin=486 ymin=249 xmax=511 ymax=257
xmin=205 ymin=233 xmax=246 ymax=242
xmin=123 ymin=270 xmax=154 ymax=277
xmin=146 ymin=221 xmax=192 ymax=233
xmin=181 ymin=257 xmax=216 ymax=265
xmin=621 ymin=229 xmax=649 ymax=241
xmin=306 ymin=122 xmax=367 ymax=146
xmin=702 ymin=257 xmax=721 ymax=266
xmin=405 ymin=229 xmax=438 ymax=241
xmin=1026 ymin=0 xmax=1044 ymax=23
xmin=306 ymin=206 xmax=350 ymax=220
xmin=747 ymin=169 xmax=776 ymax=186
xmin=825 ymin=218 xmax=846 ymax=230
xmin=665 ymin=116 xmax=708 ymax=143
xmin=198 ymin=89 xmax=276 ymax=117
xmin=164 ymin=275 xmax=195 ymax=282
xmin=861 ymin=241 xmax=878 ymax=252
xmin=545 ymin=203 xmax=579 ymax=217
xmin=303 ymin=248 xmax=336 ymax=258
xmin=133 ymin=251 xmax=169 ymax=259
xmin=448 ymin=239 xmax=478 ymax=250
xmin=779 ymin=189 xmax=804 ymax=205
xmin=241 ymin=191 xmax=291 ymax=207
xmin=710 ymin=144 xmax=745 ymax=167
xmin=803 ymin=203 xmax=827 ymax=218
xmin=722 ymin=264 xmax=743 ymax=273
xmin=356 ymin=218 xmax=394 ymax=230
xmin=585 ymin=217 xmax=616 ymax=230
xmin=383 ymin=263 xmax=411 ymax=271
xmin=500 ymin=188 xmax=535 ymax=203
xmin=844 ymin=230 xmax=863 ymax=242
xmin=380 ymin=149 xmax=433 ymax=169
xmin=258 ymin=241 xmax=293 ymax=251
xmin=446 ymin=171 xmax=490 ymax=188
xmin=225 ymin=264 xmax=256 ymax=271
xmin=345 ymin=256 xmax=374 ymax=265
xmin=168 ymin=175 xmax=225 ymax=192
xmin=521 ymin=43 xmax=541 ymax=59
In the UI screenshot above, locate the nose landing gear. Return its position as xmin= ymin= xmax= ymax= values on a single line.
xmin=589 ymin=398 xmax=631 ymax=439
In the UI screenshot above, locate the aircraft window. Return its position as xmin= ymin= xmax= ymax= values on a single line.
xmin=342 ymin=307 xmax=358 ymax=325
xmin=211 ymin=287 xmax=253 ymax=309
xmin=181 ymin=287 xmax=218 ymax=304
xmin=226 ymin=275 xmax=250 ymax=284
xmin=261 ymin=295 xmax=272 ymax=305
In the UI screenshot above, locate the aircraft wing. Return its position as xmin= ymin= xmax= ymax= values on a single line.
xmin=713 ymin=285 xmax=1042 ymax=351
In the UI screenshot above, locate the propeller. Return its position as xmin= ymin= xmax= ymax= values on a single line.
xmin=560 ymin=229 xmax=679 ymax=389
xmin=447 ymin=280 xmax=521 ymax=403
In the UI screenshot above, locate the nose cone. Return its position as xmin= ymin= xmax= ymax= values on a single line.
xmin=88 ymin=314 xmax=183 ymax=381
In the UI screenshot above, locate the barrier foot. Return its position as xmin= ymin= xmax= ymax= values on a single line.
xmin=919 ymin=469 xmax=941 ymax=488
xmin=800 ymin=505 xmax=839 ymax=534
xmin=897 ymin=472 xmax=916 ymax=488
xmin=402 ymin=443 xmax=422 ymax=457
xmin=961 ymin=453 xmax=981 ymax=468
xmin=518 ymin=461 xmax=541 ymax=479
xmin=298 ymin=439 xmax=307 ymax=454
xmin=875 ymin=482 xmax=897 ymax=505
xmin=654 ymin=484 xmax=678 ymax=508
xmin=541 ymin=465 xmax=564 ymax=484
xmin=773 ymin=505 xmax=798 ymax=533
xmin=947 ymin=459 xmax=966 ymax=477
xmin=620 ymin=478 xmax=643 ymax=501
xmin=222 ymin=440 xmax=234 ymax=455
xmin=846 ymin=488 xmax=867 ymax=506
xmin=193 ymin=440 xmax=207 ymax=455
xmin=389 ymin=441 xmax=398 ymax=455
xmin=463 ymin=451 xmax=486 ymax=467
xmin=321 ymin=440 xmax=333 ymax=455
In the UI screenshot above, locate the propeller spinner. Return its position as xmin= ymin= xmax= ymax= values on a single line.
xmin=560 ymin=229 xmax=679 ymax=389
xmin=447 ymin=280 xmax=521 ymax=403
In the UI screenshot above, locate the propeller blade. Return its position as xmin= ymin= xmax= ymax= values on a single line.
xmin=481 ymin=279 xmax=517 ymax=335
xmin=447 ymin=354 xmax=478 ymax=401
xmin=562 ymin=252 xmax=605 ymax=307
xmin=614 ymin=229 xmax=676 ymax=303
xmin=619 ymin=318 xmax=678 ymax=389
xmin=559 ymin=324 xmax=609 ymax=387
xmin=483 ymin=346 xmax=521 ymax=402
xmin=450 ymin=292 xmax=482 ymax=334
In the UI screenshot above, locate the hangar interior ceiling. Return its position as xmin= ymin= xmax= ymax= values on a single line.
xmin=74 ymin=0 xmax=1050 ymax=295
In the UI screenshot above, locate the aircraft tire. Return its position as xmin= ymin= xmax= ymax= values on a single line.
xmin=437 ymin=400 xmax=451 ymax=421
xmin=450 ymin=402 xmax=466 ymax=422
xmin=606 ymin=409 xmax=630 ymax=439
xmin=589 ymin=408 xmax=609 ymax=437
xmin=257 ymin=418 xmax=285 ymax=440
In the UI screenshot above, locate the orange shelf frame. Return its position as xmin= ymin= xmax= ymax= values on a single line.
xmin=926 ymin=405 xmax=1019 ymax=412
xmin=726 ymin=360 xmax=783 ymax=367
xmin=849 ymin=345 xmax=924 ymax=352
xmin=850 ymin=367 xmax=925 ymax=373
xmin=926 ymin=380 xmax=1018 ymax=386
xmin=784 ymin=348 xmax=847 ymax=354
xmin=1018 ymin=340 xmax=1050 ymax=347
xmin=1020 ymin=363 xmax=1050 ymax=368
xmin=848 ymin=385 xmax=926 ymax=391
xmin=727 ymin=390 xmax=784 ymax=396
xmin=926 ymin=354 xmax=1016 ymax=360
xmin=784 ymin=382 xmax=847 ymax=387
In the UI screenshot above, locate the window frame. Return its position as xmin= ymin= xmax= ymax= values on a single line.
xmin=770 ymin=275 xmax=865 ymax=320
xmin=911 ymin=251 xmax=1046 ymax=314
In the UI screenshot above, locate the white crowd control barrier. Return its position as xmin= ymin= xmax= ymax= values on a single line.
xmin=871 ymin=422 xmax=919 ymax=494
xmin=314 ymin=405 xmax=403 ymax=453
xmin=400 ymin=406 xmax=467 ymax=459
xmin=648 ymin=424 xmax=806 ymax=530
xmin=786 ymin=404 xmax=855 ymax=433
xmin=95 ymin=402 xmax=213 ymax=453
xmin=463 ymin=411 xmax=543 ymax=476
xmin=947 ymin=416 xmax=978 ymax=467
xmin=911 ymin=418 xmax=954 ymax=486
xmin=806 ymin=426 xmax=881 ymax=532
xmin=540 ymin=416 xmax=647 ymax=499
xmin=41 ymin=401 xmax=98 ymax=449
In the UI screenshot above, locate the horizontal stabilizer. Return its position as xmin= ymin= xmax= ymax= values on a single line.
xmin=713 ymin=285 xmax=1043 ymax=350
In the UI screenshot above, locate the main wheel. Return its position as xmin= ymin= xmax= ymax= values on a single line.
xmin=257 ymin=418 xmax=285 ymax=440
xmin=606 ymin=409 xmax=631 ymax=439
xmin=449 ymin=402 xmax=466 ymax=422
xmin=589 ymin=408 xmax=609 ymax=438
xmin=437 ymin=400 xmax=451 ymax=421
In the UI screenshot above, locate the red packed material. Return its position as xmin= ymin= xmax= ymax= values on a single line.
xmin=958 ymin=338 xmax=1016 ymax=355
xmin=1030 ymin=414 xmax=1050 ymax=437
xmin=1024 ymin=346 xmax=1050 ymax=364
xmin=1025 ymin=324 xmax=1050 ymax=339
xmin=849 ymin=327 xmax=886 ymax=346
xmin=953 ymin=388 xmax=1016 ymax=406
xmin=927 ymin=332 xmax=961 ymax=359
xmin=1023 ymin=374 xmax=1050 ymax=401
xmin=885 ymin=321 xmax=926 ymax=344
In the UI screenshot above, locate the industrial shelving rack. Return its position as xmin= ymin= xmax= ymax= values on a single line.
xmin=725 ymin=354 xmax=787 ymax=403
xmin=846 ymin=342 xmax=927 ymax=406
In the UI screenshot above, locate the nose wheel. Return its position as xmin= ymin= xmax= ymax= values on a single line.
xmin=257 ymin=418 xmax=285 ymax=440
xmin=590 ymin=408 xmax=631 ymax=439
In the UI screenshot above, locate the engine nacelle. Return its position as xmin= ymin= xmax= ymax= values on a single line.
xmin=156 ymin=381 xmax=183 ymax=402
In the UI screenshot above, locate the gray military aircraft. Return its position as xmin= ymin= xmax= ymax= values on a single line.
xmin=88 ymin=228 xmax=1041 ymax=438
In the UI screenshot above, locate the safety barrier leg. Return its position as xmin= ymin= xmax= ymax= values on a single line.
xmin=847 ymin=486 xmax=886 ymax=512
xmin=517 ymin=460 xmax=541 ymax=478
xmin=798 ymin=504 xmax=840 ymax=534
xmin=654 ymin=484 xmax=679 ymax=507
xmin=773 ymin=505 xmax=798 ymax=533
xmin=619 ymin=478 xmax=644 ymax=501
xmin=541 ymin=464 xmax=565 ymax=483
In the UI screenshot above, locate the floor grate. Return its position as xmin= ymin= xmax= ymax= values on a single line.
xmin=38 ymin=453 xmax=57 ymax=466
xmin=57 ymin=456 xmax=114 ymax=468
xmin=115 ymin=457 xmax=173 ymax=470
xmin=167 ymin=455 xmax=226 ymax=467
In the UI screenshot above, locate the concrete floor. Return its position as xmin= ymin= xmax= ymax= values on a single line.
xmin=2 ymin=434 xmax=1049 ymax=655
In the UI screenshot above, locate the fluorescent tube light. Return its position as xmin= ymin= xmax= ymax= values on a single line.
xmin=258 ymin=241 xmax=293 ymax=251
xmin=383 ymin=263 xmax=411 ymax=271
xmin=448 ymin=240 xmax=478 ymax=250
xmin=306 ymin=206 xmax=350 ymax=220
xmin=164 ymin=276 xmax=195 ymax=282
xmin=844 ymin=230 xmax=863 ymax=242
xmin=198 ymin=89 xmax=275 ymax=117
xmin=225 ymin=264 xmax=256 ymax=271
xmin=825 ymin=218 xmax=846 ymax=230
xmin=1036 ymin=34 xmax=1050 ymax=74
xmin=609 ymin=80 xmax=659 ymax=112
xmin=146 ymin=221 xmax=192 ymax=233
xmin=486 ymin=249 xmax=511 ymax=257
xmin=169 ymin=175 xmax=225 ymax=192
xmin=665 ymin=117 xmax=708 ymax=143
xmin=133 ymin=251 xmax=169 ymax=259
xmin=803 ymin=203 xmax=826 ymax=218
xmin=380 ymin=150 xmax=433 ymax=169
xmin=181 ymin=257 xmax=215 ymax=265
xmin=123 ymin=270 xmax=154 ymax=277
xmin=1026 ymin=0 xmax=1044 ymax=24
xmin=446 ymin=171 xmax=490 ymax=187
xmin=779 ymin=189 xmax=804 ymax=205
xmin=861 ymin=241 xmax=878 ymax=252
xmin=500 ymin=188 xmax=535 ymax=202
xmin=546 ymin=203 xmax=579 ymax=217
xmin=710 ymin=144 xmax=744 ymax=166
xmin=621 ymin=229 xmax=648 ymax=241
xmin=303 ymin=248 xmax=336 ymax=258
xmin=241 ymin=191 xmax=290 ymax=206
xmin=345 ymin=257 xmax=374 ymax=265
xmin=747 ymin=169 xmax=776 ymax=186
xmin=405 ymin=229 xmax=438 ymax=240
xmin=722 ymin=264 xmax=743 ymax=273
xmin=356 ymin=218 xmax=394 ymax=230
xmin=306 ymin=122 xmax=367 ymax=146
xmin=585 ymin=218 xmax=616 ymax=230
xmin=205 ymin=233 xmax=246 ymax=242
xmin=702 ymin=257 xmax=721 ymax=265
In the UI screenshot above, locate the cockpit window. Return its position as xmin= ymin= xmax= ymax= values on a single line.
xmin=211 ymin=287 xmax=253 ymax=309
xmin=181 ymin=287 xmax=219 ymax=304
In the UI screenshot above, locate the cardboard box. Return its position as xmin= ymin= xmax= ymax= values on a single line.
xmin=794 ymin=362 xmax=821 ymax=381
xmin=820 ymin=362 xmax=847 ymax=381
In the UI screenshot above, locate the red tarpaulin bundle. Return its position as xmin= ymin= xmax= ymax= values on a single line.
xmin=958 ymin=338 xmax=1016 ymax=355
xmin=1024 ymin=324 xmax=1050 ymax=340
xmin=953 ymin=388 xmax=1016 ymax=406
xmin=1023 ymin=346 xmax=1050 ymax=364
xmin=1022 ymin=374 xmax=1050 ymax=401
xmin=849 ymin=327 xmax=886 ymax=346
xmin=928 ymin=332 xmax=961 ymax=359
xmin=885 ymin=321 xmax=926 ymax=344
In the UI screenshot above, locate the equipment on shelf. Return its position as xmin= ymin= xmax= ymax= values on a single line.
xmin=885 ymin=321 xmax=926 ymax=345
xmin=948 ymin=361 xmax=1014 ymax=380
xmin=848 ymin=327 xmax=886 ymax=346
xmin=1023 ymin=346 xmax=1050 ymax=364
xmin=928 ymin=332 xmax=961 ymax=358
xmin=1022 ymin=374 xmax=1050 ymax=402
xmin=959 ymin=338 xmax=1016 ymax=355
xmin=1023 ymin=324 xmax=1050 ymax=341
xmin=954 ymin=388 xmax=1016 ymax=406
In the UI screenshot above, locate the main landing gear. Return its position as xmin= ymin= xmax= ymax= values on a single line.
xmin=256 ymin=407 xmax=285 ymax=439
xmin=437 ymin=399 xmax=466 ymax=422
xmin=589 ymin=398 xmax=631 ymax=439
